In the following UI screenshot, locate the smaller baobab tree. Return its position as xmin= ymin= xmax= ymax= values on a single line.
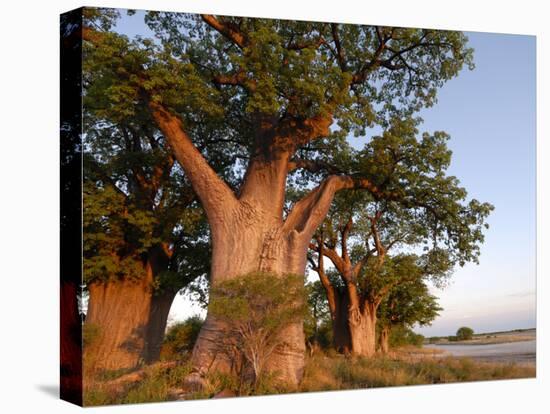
xmin=377 ymin=276 xmax=442 ymax=353
xmin=82 ymin=121 xmax=211 ymax=372
xmin=82 ymin=63 xmax=216 ymax=373
xmin=309 ymin=118 xmax=493 ymax=356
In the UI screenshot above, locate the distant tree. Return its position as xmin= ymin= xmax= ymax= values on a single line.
xmin=209 ymin=272 xmax=307 ymax=388
xmin=456 ymin=326 xmax=474 ymax=340
xmin=377 ymin=277 xmax=441 ymax=353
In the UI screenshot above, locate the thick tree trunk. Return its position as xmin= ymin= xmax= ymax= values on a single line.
xmin=144 ymin=290 xmax=178 ymax=363
xmin=348 ymin=305 xmax=377 ymax=357
xmin=187 ymin=199 xmax=309 ymax=388
xmin=332 ymin=291 xmax=351 ymax=353
xmin=346 ymin=281 xmax=377 ymax=357
xmin=85 ymin=271 xmax=154 ymax=373
xmin=379 ymin=325 xmax=390 ymax=354
xmin=151 ymin=106 xmax=341 ymax=388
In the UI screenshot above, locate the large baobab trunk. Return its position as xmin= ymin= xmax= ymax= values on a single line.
xmin=188 ymin=194 xmax=309 ymax=387
xmin=85 ymin=272 xmax=154 ymax=373
xmin=324 ymin=286 xmax=377 ymax=356
xmin=379 ymin=325 xmax=390 ymax=354
xmin=84 ymin=246 xmax=176 ymax=373
xmin=320 ymin=278 xmax=378 ymax=357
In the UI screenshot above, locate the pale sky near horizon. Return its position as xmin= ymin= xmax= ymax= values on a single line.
xmin=113 ymin=11 xmax=536 ymax=337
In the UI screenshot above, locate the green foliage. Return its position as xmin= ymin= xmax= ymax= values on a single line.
xmin=161 ymin=316 xmax=204 ymax=359
xmin=304 ymin=281 xmax=333 ymax=348
xmin=456 ymin=326 xmax=474 ymax=340
xmin=209 ymin=272 xmax=307 ymax=385
xmin=377 ymin=275 xmax=442 ymax=348
xmin=84 ymin=9 xmax=476 ymax=196
xmin=388 ymin=325 xmax=425 ymax=348
xmin=82 ymin=8 xmax=214 ymax=291
xmin=144 ymin=13 xmax=473 ymax=131
xmin=352 ymin=117 xmax=494 ymax=269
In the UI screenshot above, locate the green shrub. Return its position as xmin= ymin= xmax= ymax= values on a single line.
xmin=162 ymin=315 xmax=204 ymax=360
xmin=209 ymin=271 xmax=307 ymax=388
xmin=389 ymin=325 xmax=425 ymax=348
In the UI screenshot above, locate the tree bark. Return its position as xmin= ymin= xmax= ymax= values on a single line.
xmin=332 ymin=291 xmax=351 ymax=353
xmin=347 ymin=302 xmax=377 ymax=357
xmin=85 ymin=269 xmax=154 ymax=373
xmin=344 ymin=280 xmax=376 ymax=356
xmin=379 ymin=325 xmax=390 ymax=354
xmin=150 ymin=104 xmax=344 ymax=388
xmin=188 ymin=202 xmax=309 ymax=387
xmin=144 ymin=290 xmax=178 ymax=363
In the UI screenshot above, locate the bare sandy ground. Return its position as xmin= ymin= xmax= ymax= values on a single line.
xmin=424 ymin=330 xmax=536 ymax=366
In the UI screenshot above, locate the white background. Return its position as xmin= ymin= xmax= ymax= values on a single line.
xmin=0 ymin=0 xmax=547 ymax=412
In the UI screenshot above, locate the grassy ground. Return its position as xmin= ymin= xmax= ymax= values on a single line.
xmin=83 ymin=347 xmax=535 ymax=406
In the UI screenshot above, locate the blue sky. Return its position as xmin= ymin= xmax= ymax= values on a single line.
xmin=412 ymin=31 xmax=536 ymax=335
xmin=114 ymin=12 xmax=536 ymax=336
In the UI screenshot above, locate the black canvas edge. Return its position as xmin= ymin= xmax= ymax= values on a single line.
xmin=60 ymin=7 xmax=84 ymax=407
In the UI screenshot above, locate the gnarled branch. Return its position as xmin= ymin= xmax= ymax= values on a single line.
xmin=201 ymin=15 xmax=247 ymax=49
xmin=149 ymin=101 xmax=238 ymax=222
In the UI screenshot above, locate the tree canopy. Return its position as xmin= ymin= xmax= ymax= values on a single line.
xmin=83 ymin=8 xmax=475 ymax=194
xmin=378 ymin=276 xmax=442 ymax=330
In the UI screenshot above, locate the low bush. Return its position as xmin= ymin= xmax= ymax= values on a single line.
xmin=161 ymin=315 xmax=204 ymax=360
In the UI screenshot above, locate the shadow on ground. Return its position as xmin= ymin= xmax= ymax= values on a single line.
xmin=36 ymin=384 xmax=59 ymax=399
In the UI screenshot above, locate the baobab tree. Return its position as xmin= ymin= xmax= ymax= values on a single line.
xmin=82 ymin=86 xmax=214 ymax=372
xmin=309 ymin=121 xmax=492 ymax=356
xmin=82 ymin=8 xmax=476 ymax=386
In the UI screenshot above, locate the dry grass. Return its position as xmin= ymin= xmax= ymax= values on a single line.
xmin=83 ymin=361 xmax=192 ymax=406
xmin=82 ymin=349 xmax=535 ymax=406
xmin=301 ymin=351 xmax=535 ymax=393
